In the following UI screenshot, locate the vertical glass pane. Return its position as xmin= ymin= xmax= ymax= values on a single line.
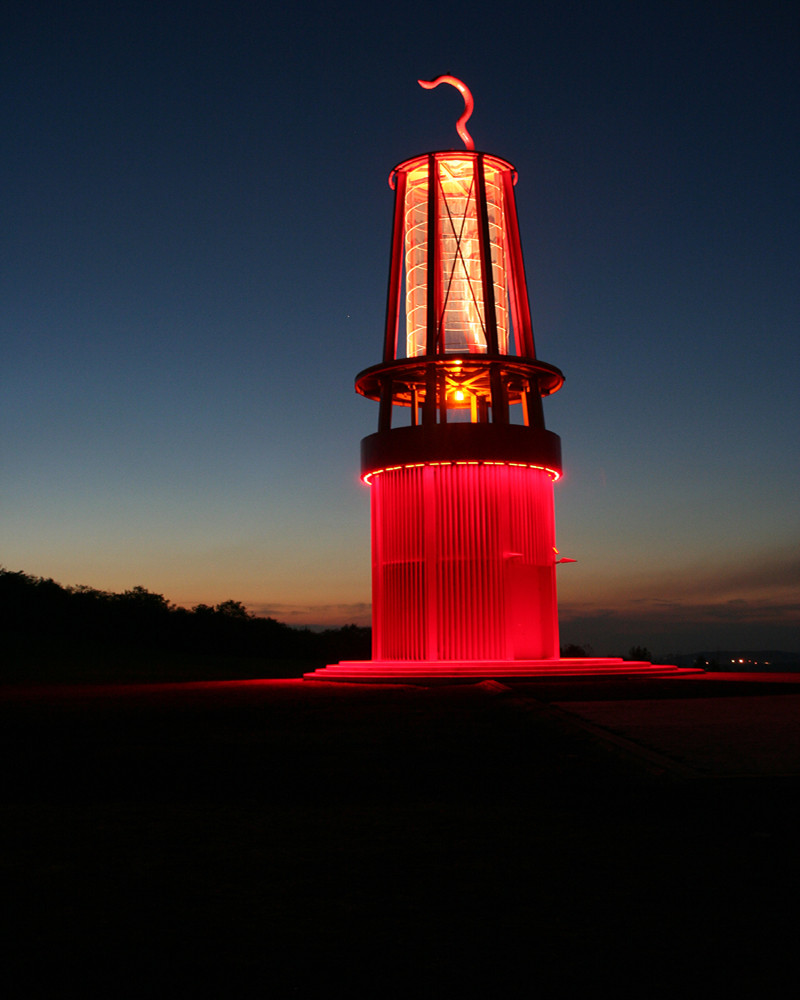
xmin=403 ymin=155 xmax=510 ymax=358
xmin=404 ymin=163 xmax=429 ymax=357
xmin=484 ymin=165 xmax=509 ymax=354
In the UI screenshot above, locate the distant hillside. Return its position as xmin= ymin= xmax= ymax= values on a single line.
xmin=671 ymin=650 xmax=800 ymax=671
xmin=1 ymin=568 xmax=370 ymax=683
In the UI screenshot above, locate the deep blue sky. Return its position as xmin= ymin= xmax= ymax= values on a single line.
xmin=3 ymin=1 xmax=798 ymax=655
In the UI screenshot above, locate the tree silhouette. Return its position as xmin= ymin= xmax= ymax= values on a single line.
xmin=214 ymin=600 xmax=251 ymax=619
xmin=1 ymin=567 xmax=371 ymax=680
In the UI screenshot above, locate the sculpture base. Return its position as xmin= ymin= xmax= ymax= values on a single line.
xmin=304 ymin=658 xmax=703 ymax=684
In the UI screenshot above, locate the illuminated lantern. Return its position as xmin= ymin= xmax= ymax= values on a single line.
xmin=359 ymin=77 xmax=565 ymax=664
xmin=306 ymin=77 xmax=696 ymax=681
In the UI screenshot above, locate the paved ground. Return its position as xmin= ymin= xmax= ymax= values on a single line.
xmin=2 ymin=674 xmax=799 ymax=996
xmin=556 ymin=692 xmax=800 ymax=777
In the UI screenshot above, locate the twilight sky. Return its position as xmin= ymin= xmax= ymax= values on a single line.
xmin=3 ymin=1 xmax=798 ymax=655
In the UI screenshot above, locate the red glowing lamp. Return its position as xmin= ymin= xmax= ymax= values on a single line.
xmin=304 ymin=77 xmax=701 ymax=683
xmin=304 ymin=77 xmax=700 ymax=683
xmin=352 ymin=78 xmax=565 ymax=662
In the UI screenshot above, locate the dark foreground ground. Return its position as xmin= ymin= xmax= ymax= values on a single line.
xmin=2 ymin=673 xmax=799 ymax=996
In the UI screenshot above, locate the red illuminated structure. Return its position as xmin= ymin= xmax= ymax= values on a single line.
xmin=306 ymin=78 xmax=696 ymax=682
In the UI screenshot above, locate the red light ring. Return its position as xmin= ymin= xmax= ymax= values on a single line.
xmin=362 ymin=459 xmax=561 ymax=486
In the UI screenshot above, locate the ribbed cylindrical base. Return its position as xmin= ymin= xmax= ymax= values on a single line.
xmin=371 ymin=462 xmax=559 ymax=661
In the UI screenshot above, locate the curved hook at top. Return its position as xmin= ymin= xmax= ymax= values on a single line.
xmin=418 ymin=76 xmax=475 ymax=150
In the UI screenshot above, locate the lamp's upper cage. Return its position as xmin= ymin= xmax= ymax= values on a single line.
xmin=357 ymin=79 xmax=564 ymax=481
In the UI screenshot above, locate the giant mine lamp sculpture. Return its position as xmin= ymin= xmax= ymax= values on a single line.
xmin=306 ymin=77 xmax=696 ymax=682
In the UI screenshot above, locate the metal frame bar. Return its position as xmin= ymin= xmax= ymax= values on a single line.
xmin=475 ymin=153 xmax=500 ymax=356
xmin=501 ymin=170 xmax=536 ymax=359
xmin=383 ymin=170 xmax=407 ymax=363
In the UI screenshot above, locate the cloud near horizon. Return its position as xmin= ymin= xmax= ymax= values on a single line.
xmin=557 ymin=548 xmax=799 ymax=653
xmin=250 ymin=549 xmax=798 ymax=651
xmin=251 ymin=602 xmax=372 ymax=628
